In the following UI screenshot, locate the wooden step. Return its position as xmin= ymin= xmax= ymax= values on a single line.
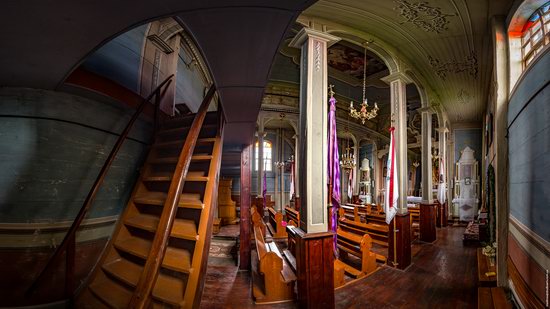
xmin=89 ymin=276 xmax=132 ymax=308
xmin=154 ymin=138 xmax=216 ymax=149
xmin=161 ymin=112 xmax=217 ymax=129
xmin=114 ymin=237 xmax=192 ymax=273
xmin=134 ymin=192 xmax=203 ymax=209
xmin=150 ymin=154 xmax=213 ymax=165
xmin=102 ymin=259 xmax=186 ymax=307
xmin=125 ymin=214 xmax=198 ymax=241
xmin=143 ymin=171 xmax=209 ymax=182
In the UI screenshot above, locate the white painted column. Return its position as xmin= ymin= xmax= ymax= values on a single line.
xmin=420 ymin=109 xmax=433 ymax=203
xmin=438 ymin=127 xmax=447 ymax=201
xmin=293 ymin=134 xmax=300 ymax=199
xmin=257 ymin=131 xmax=266 ymax=197
xmin=382 ymin=72 xmax=411 ymax=213
xmin=290 ymin=28 xmax=340 ymax=233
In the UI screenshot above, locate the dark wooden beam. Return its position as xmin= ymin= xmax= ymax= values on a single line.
xmin=292 ymin=227 xmax=335 ymax=309
xmin=420 ymin=203 xmax=437 ymax=243
xmin=388 ymin=213 xmax=412 ymax=270
xmin=239 ymin=144 xmax=252 ymax=271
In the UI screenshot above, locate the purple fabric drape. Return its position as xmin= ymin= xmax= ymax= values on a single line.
xmin=328 ymin=96 xmax=341 ymax=256
xmin=262 ymin=160 xmax=267 ymax=210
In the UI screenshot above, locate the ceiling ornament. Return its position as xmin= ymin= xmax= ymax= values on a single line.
xmin=349 ymin=46 xmax=379 ymax=124
xmin=428 ymin=51 xmax=478 ymax=80
xmin=394 ymin=0 xmax=456 ymax=33
xmin=457 ymin=89 xmax=471 ymax=105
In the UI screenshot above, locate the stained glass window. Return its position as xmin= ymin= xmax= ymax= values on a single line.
xmin=522 ymin=2 xmax=550 ymax=68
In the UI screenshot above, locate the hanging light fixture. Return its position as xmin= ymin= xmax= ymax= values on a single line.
xmin=340 ymin=129 xmax=356 ymax=170
xmin=350 ymin=46 xmax=379 ymax=124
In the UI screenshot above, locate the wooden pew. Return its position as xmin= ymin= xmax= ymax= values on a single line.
xmin=284 ymin=206 xmax=300 ymax=225
xmin=408 ymin=206 xmax=420 ymax=240
xmin=267 ymin=207 xmax=287 ymax=239
xmin=252 ymin=225 xmax=296 ymax=304
xmin=252 ymin=207 xmax=269 ymax=240
xmin=336 ymin=228 xmax=378 ymax=278
xmin=338 ymin=208 xmax=389 ymax=248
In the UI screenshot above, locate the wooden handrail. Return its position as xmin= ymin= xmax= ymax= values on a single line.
xmin=128 ymin=84 xmax=217 ymax=308
xmin=27 ymin=74 xmax=174 ymax=297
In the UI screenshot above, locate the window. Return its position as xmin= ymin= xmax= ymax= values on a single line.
xmin=521 ymin=2 xmax=550 ymax=68
xmin=254 ymin=141 xmax=272 ymax=171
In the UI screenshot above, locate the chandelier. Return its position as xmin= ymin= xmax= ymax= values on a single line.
xmin=349 ymin=47 xmax=379 ymax=124
xmin=340 ymin=134 xmax=356 ymax=169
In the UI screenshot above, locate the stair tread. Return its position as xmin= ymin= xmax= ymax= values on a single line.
xmin=144 ymin=171 xmax=208 ymax=182
xmin=150 ymin=154 xmax=213 ymax=164
xmin=114 ymin=237 xmax=191 ymax=273
xmin=154 ymin=138 xmax=216 ymax=148
xmin=102 ymin=259 xmax=185 ymax=306
xmin=125 ymin=214 xmax=198 ymax=241
xmin=89 ymin=276 xmax=132 ymax=308
xmin=134 ymin=192 xmax=203 ymax=209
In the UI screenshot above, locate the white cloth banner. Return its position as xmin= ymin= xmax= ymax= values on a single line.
xmin=385 ymin=128 xmax=398 ymax=224
xmin=289 ymin=162 xmax=295 ymax=199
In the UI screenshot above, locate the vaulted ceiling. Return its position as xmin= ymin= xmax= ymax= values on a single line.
xmin=303 ymin=0 xmax=515 ymax=123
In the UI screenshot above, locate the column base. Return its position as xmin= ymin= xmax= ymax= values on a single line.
xmin=295 ymin=229 xmax=335 ymax=309
xmin=420 ymin=203 xmax=437 ymax=242
xmin=388 ymin=212 xmax=411 ymax=270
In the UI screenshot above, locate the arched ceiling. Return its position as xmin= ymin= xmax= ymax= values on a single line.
xmin=0 ymin=0 xmax=315 ymax=145
xmin=302 ymin=0 xmax=515 ymax=123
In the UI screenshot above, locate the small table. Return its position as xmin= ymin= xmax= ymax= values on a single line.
xmin=477 ymin=248 xmax=497 ymax=287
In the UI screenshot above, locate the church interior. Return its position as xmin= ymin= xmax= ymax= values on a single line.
xmin=0 ymin=0 xmax=549 ymax=308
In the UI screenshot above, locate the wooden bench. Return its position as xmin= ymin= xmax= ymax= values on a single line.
xmin=408 ymin=206 xmax=420 ymax=240
xmin=477 ymin=248 xmax=497 ymax=287
xmin=252 ymin=225 xmax=296 ymax=304
xmin=284 ymin=206 xmax=300 ymax=226
xmin=338 ymin=208 xmax=389 ymax=247
xmin=252 ymin=207 xmax=270 ymax=240
xmin=336 ymin=228 xmax=378 ymax=278
xmin=267 ymin=207 xmax=287 ymax=239
xmin=478 ymin=287 xmax=512 ymax=309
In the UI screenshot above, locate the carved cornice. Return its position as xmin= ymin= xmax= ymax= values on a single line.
xmin=394 ymin=0 xmax=456 ymax=33
xmin=428 ymin=51 xmax=478 ymax=80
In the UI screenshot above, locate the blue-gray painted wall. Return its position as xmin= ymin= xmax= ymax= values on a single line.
xmin=82 ymin=25 xmax=148 ymax=92
xmin=454 ymin=128 xmax=482 ymax=164
xmin=508 ymin=50 xmax=550 ymax=242
xmin=0 ymin=88 xmax=152 ymax=223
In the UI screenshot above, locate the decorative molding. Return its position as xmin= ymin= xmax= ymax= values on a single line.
xmin=510 ymin=215 xmax=550 ymax=259
xmin=147 ymin=34 xmax=174 ymax=54
xmin=457 ymin=88 xmax=471 ymax=105
xmin=315 ymin=40 xmax=322 ymax=72
xmin=428 ymin=51 xmax=478 ymax=80
xmin=394 ymin=0 xmax=456 ymax=33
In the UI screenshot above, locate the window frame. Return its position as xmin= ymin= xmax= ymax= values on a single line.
xmin=254 ymin=140 xmax=273 ymax=172
xmin=521 ymin=3 xmax=550 ymax=69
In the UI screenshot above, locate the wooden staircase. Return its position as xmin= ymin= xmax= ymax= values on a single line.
xmin=77 ymin=107 xmax=223 ymax=308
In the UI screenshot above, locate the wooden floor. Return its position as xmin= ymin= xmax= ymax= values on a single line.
xmin=200 ymin=226 xmax=477 ymax=308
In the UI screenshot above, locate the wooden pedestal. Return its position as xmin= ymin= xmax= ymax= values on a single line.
xmin=436 ymin=202 xmax=448 ymax=228
xmin=388 ymin=213 xmax=411 ymax=270
xmin=218 ymin=179 xmax=237 ymax=225
xmin=420 ymin=203 xmax=437 ymax=243
xmin=293 ymin=228 xmax=334 ymax=309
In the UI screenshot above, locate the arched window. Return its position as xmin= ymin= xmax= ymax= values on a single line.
xmin=254 ymin=141 xmax=272 ymax=172
xmin=521 ymin=2 xmax=550 ymax=67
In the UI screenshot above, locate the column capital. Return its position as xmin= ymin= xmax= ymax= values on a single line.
xmin=292 ymin=134 xmax=299 ymax=139
xmin=289 ymin=28 xmax=340 ymax=49
xmin=380 ymin=71 xmax=413 ymax=85
xmin=256 ymin=131 xmax=267 ymax=138
xmin=417 ymin=106 xmax=435 ymax=115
